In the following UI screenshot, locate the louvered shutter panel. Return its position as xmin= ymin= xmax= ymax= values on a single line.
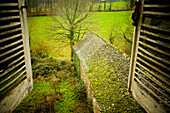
xmin=0 ymin=0 xmax=33 ymax=112
xmin=128 ymin=0 xmax=170 ymax=112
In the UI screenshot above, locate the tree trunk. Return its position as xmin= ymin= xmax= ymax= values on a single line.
xmin=70 ymin=40 xmax=74 ymax=62
xmin=104 ymin=0 xmax=106 ymax=11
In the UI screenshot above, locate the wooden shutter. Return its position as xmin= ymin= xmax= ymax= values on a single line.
xmin=128 ymin=0 xmax=170 ymax=112
xmin=0 ymin=0 xmax=33 ymax=112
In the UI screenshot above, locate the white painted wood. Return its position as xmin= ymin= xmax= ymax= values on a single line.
xmin=0 ymin=70 xmax=26 ymax=92
xmin=136 ymin=61 xmax=170 ymax=86
xmin=0 ymin=39 xmax=23 ymax=50
xmin=0 ymin=16 xmax=20 ymax=21
xmin=140 ymin=30 xmax=170 ymax=40
xmin=18 ymin=0 xmax=33 ymax=92
xmin=0 ymin=28 xmax=22 ymax=35
xmin=129 ymin=0 xmax=170 ymax=112
xmin=143 ymin=11 xmax=170 ymax=16
xmin=0 ymin=50 xmax=24 ymax=64
xmin=0 ymin=45 xmax=23 ymax=57
xmin=0 ymin=10 xmax=19 ymax=13
xmin=0 ymin=3 xmax=18 ymax=7
xmin=135 ymin=72 xmax=170 ymax=100
xmin=0 ymin=33 xmax=22 ymax=43
xmin=141 ymin=24 xmax=170 ymax=33
xmin=140 ymin=35 xmax=170 ymax=48
xmin=7 ymin=55 xmax=25 ymax=68
xmin=138 ymin=51 xmax=169 ymax=70
xmin=138 ymin=46 xmax=170 ymax=65
xmin=139 ymin=41 xmax=170 ymax=56
xmin=0 ymin=22 xmax=21 ymax=30
xmin=128 ymin=0 xmax=144 ymax=91
xmin=132 ymin=81 xmax=167 ymax=113
xmin=0 ymin=0 xmax=33 ymax=112
xmin=136 ymin=67 xmax=170 ymax=93
xmin=0 ymin=65 xmax=26 ymax=86
xmin=0 ymin=59 xmax=25 ymax=78
xmin=0 ymin=79 xmax=29 ymax=113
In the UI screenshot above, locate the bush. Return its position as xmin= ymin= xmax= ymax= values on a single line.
xmin=31 ymin=56 xmax=60 ymax=78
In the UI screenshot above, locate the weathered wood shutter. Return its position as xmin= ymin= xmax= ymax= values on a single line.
xmin=128 ymin=0 xmax=170 ymax=112
xmin=0 ymin=0 xmax=33 ymax=112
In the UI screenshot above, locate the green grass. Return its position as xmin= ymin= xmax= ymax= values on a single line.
xmin=90 ymin=11 xmax=133 ymax=54
xmin=13 ymin=81 xmax=53 ymax=112
xmin=90 ymin=11 xmax=133 ymax=40
xmin=28 ymin=11 xmax=133 ymax=59
xmin=28 ymin=16 xmax=71 ymax=60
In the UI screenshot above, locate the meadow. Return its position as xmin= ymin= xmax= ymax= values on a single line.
xmin=29 ymin=11 xmax=134 ymax=60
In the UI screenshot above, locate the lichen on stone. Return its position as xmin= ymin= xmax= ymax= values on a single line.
xmin=86 ymin=45 xmax=144 ymax=112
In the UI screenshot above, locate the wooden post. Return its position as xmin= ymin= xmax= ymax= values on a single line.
xmin=128 ymin=0 xmax=144 ymax=92
xmin=18 ymin=0 xmax=33 ymax=92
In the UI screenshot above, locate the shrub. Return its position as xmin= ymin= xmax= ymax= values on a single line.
xmin=31 ymin=56 xmax=60 ymax=78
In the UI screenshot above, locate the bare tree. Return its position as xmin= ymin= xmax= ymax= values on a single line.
xmin=48 ymin=0 xmax=90 ymax=61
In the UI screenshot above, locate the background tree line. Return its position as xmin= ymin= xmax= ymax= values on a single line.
xmin=27 ymin=0 xmax=130 ymax=16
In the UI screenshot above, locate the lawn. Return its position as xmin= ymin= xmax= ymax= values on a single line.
xmin=28 ymin=16 xmax=71 ymax=60
xmin=28 ymin=11 xmax=133 ymax=60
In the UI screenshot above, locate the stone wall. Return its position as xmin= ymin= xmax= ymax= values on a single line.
xmin=74 ymin=32 xmax=145 ymax=112
xmin=80 ymin=62 xmax=100 ymax=113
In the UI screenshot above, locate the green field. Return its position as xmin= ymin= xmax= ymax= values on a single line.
xmin=28 ymin=11 xmax=133 ymax=60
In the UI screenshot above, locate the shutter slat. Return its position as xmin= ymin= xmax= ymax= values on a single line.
xmin=6 ymin=55 xmax=25 ymax=69
xmin=136 ymin=62 xmax=169 ymax=86
xmin=135 ymin=72 xmax=170 ymax=100
xmin=0 ymin=75 xmax=26 ymax=98
xmin=143 ymin=11 xmax=170 ymax=16
xmin=0 ymin=60 xmax=25 ymax=78
xmin=144 ymin=4 xmax=170 ymax=8
xmin=138 ymin=46 xmax=170 ymax=65
xmin=137 ymin=57 xmax=169 ymax=79
xmin=0 ymin=10 xmax=19 ymax=13
xmin=0 ymin=65 xmax=25 ymax=86
xmin=0 ymin=16 xmax=20 ymax=21
xmin=0 ymin=50 xmax=24 ymax=64
xmin=134 ymin=76 xmax=170 ymax=107
xmin=136 ymin=67 xmax=170 ymax=93
xmin=0 ymin=22 xmax=21 ymax=30
xmin=141 ymin=24 xmax=170 ymax=33
xmin=140 ymin=35 xmax=170 ymax=49
xmin=0 ymin=33 xmax=22 ymax=43
xmin=138 ymin=51 xmax=169 ymax=70
xmin=0 ymin=3 xmax=18 ymax=7
xmin=0 ymin=39 xmax=23 ymax=50
xmin=139 ymin=41 xmax=170 ymax=56
xmin=141 ymin=30 xmax=170 ymax=40
xmin=0 ymin=70 xmax=26 ymax=92
xmin=0 ymin=45 xmax=23 ymax=57
xmin=0 ymin=28 xmax=21 ymax=35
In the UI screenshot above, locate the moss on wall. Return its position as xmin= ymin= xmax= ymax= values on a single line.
xmin=86 ymin=45 xmax=145 ymax=112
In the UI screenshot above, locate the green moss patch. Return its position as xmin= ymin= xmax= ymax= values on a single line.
xmin=86 ymin=45 xmax=145 ymax=112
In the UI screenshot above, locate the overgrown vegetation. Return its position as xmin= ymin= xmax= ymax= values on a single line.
xmin=14 ymin=55 xmax=93 ymax=113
